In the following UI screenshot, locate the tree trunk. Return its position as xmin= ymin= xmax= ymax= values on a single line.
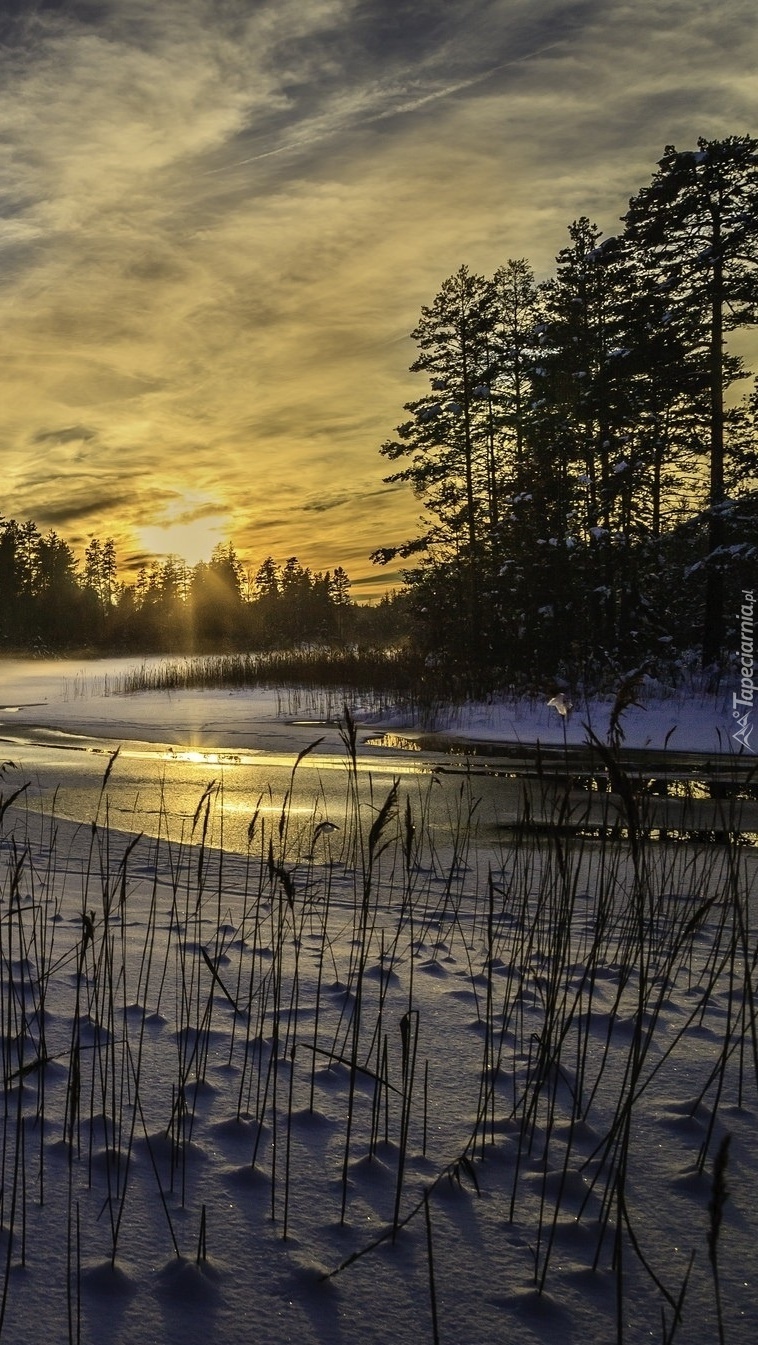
xmin=702 ymin=221 xmax=725 ymax=666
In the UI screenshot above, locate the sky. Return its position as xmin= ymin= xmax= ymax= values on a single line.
xmin=0 ymin=0 xmax=756 ymax=598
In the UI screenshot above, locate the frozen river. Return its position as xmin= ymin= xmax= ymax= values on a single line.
xmin=1 ymin=656 xmax=756 ymax=852
xmin=0 ymin=657 xmax=513 ymax=851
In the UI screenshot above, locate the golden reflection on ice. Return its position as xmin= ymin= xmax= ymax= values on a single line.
xmin=157 ymin=746 xmax=430 ymax=775
xmin=162 ymin=748 xmax=243 ymax=765
xmin=365 ymin=733 xmax=422 ymax=752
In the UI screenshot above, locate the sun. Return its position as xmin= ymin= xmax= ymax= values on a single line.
xmin=137 ymin=492 xmax=230 ymax=567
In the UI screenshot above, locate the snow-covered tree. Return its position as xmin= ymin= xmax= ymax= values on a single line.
xmin=624 ymin=135 xmax=758 ymax=662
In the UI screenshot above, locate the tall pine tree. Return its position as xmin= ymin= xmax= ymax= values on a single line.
xmin=624 ymin=136 xmax=758 ymax=664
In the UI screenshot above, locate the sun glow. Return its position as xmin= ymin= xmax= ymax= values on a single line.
xmin=136 ymin=493 xmax=229 ymax=568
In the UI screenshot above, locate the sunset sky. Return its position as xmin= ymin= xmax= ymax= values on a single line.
xmin=1 ymin=0 xmax=756 ymax=598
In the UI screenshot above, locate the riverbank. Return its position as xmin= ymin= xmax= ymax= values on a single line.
xmin=0 ymin=656 xmax=744 ymax=758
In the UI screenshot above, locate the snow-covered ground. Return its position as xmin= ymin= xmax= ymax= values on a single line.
xmin=0 ymin=657 xmax=755 ymax=1345
xmin=396 ymin=684 xmax=741 ymax=756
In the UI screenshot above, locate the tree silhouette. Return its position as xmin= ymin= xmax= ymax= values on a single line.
xmin=625 ymin=135 xmax=758 ymax=664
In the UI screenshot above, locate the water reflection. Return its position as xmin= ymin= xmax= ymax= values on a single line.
xmin=3 ymin=722 xmax=758 ymax=853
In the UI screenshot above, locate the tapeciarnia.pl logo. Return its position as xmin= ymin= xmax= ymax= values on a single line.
xmin=732 ymin=588 xmax=755 ymax=752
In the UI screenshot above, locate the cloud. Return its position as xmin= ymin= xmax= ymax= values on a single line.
xmin=32 ymin=424 xmax=97 ymax=445
xmin=302 ymin=485 xmax=396 ymax=514
xmin=302 ymin=493 xmax=354 ymax=515
xmin=35 ymin=489 xmax=140 ymax=527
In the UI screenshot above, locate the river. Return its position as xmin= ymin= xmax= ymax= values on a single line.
xmin=1 ymin=654 xmax=756 ymax=854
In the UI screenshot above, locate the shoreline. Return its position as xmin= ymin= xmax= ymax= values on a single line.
xmin=0 ymin=654 xmax=744 ymax=760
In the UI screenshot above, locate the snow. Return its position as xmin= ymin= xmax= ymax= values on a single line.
xmin=0 ymin=657 xmax=742 ymax=759
xmin=0 ymin=658 xmax=756 ymax=1344
xmin=0 ymin=657 xmax=345 ymax=755
xmin=370 ymin=685 xmax=740 ymax=758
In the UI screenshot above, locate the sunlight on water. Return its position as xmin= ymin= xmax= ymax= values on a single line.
xmin=365 ymin=732 xmax=422 ymax=751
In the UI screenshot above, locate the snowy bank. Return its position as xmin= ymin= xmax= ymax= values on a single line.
xmin=0 ymin=658 xmax=745 ymax=758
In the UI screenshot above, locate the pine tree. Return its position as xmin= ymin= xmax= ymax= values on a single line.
xmin=517 ymin=220 xmax=641 ymax=669
xmin=84 ymin=537 xmax=118 ymax=615
xmin=376 ymin=266 xmax=495 ymax=654
xmin=36 ymin=531 xmax=82 ymax=646
xmin=624 ymin=135 xmax=758 ymax=664
xmin=329 ymin=565 xmax=352 ymax=641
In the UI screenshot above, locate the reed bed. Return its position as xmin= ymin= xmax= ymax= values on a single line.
xmin=0 ymin=724 xmax=755 ymax=1344
xmin=103 ymin=649 xmax=424 ymax=699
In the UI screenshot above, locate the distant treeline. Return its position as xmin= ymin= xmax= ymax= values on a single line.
xmin=373 ymin=136 xmax=758 ymax=690
xmin=0 ymin=527 xmax=409 ymax=654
